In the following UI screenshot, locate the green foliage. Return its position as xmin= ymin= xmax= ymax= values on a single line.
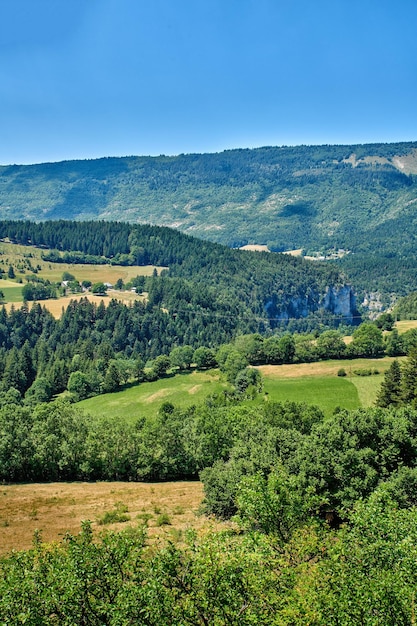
xmin=312 ymin=494 xmax=417 ymax=625
xmin=235 ymin=467 xmax=308 ymax=543
xmin=91 ymin=281 xmax=107 ymax=294
xmin=97 ymin=502 xmax=130 ymax=525
xmin=22 ymin=280 xmax=57 ymax=301
xmin=193 ymin=346 xmax=217 ymax=369
xmin=67 ymin=370 xmax=91 ymax=400
xmin=393 ymin=290 xmax=417 ymax=319
xmin=169 ymin=345 xmax=194 ymax=370
xmin=375 ymin=312 xmax=395 ymax=330
xmin=152 ymin=354 xmax=171 ymax=378
xmin=376 ymin=359 xmax=402 ymax=407
xmin=350 ymin=322 xmax=385 ymax=357
xmin=155 ymin=512 xmax=171 ymax=526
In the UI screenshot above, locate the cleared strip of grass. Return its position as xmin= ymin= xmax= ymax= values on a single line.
xmin=258 ymin=357 xmax=401 ymax=380
xmin=395 ymin=320 xmax=417 ymax=333
xmin=77 ymin=369 xmax=228 ymax=423
xmin=349 ymin=374 xmax=384 ymax=408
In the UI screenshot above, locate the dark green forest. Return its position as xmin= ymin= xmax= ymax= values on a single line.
xmin=0 ymin=219 xmax=359 ymax=328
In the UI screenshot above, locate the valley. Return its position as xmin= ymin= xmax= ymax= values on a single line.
xmin=1 ymin=180 xmax=417 ymax=622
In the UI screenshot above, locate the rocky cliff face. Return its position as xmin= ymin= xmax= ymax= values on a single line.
xmin=321 ymin=285 xmax=357 ymax=323
xmin=264 ymin=284 xmax=357 ymax=324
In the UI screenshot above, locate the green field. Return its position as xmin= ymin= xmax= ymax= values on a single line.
xmin=0 ymin=283 xmax=23 ymax=302
xmin=77 ymin=357 xmax=398 ymax=423
xmin=260 ymin=376 xmax=361 ymax=416
xmin=256 ymin=357 xmax=400 ymax=416
xmin=77 ymin=369 xmax=229 ymax=422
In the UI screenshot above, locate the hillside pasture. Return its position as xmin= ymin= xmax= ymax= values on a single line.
xmin=0 ymin=240 xmax=166 ymax=281
xmin=258 ymin=356 xmax=403 ymax=415
xmin=260 ymin=376 xmax=360 ymax=416
xmin=0 ymin=240 xmax=164 ymax=314
xmin=0 ymin=481 xmax=211 ymax=556
xmin=77 ymin=369 xmax=229 ymax=422
xmin=395 ymin=319 xmax=417 ymax=333
xmin=0 ymin=279 xmax=23 ymax=302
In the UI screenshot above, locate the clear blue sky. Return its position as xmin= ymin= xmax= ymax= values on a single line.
xmin=1 ymin=0 xmax=417 ymax=164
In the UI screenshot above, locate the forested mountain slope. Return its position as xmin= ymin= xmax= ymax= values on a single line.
xmin=0 ymin=219 xmax=358 ymax=329
xmin=1 ymin=142 xmax=416 ymax=255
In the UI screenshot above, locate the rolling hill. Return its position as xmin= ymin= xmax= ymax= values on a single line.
xmin=0 ymin=142 xmax=416 ymax=254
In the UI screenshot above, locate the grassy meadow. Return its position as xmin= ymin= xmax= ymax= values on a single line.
xmin=77 ymin=357 xmax=403 ymax=424
xmin=78 ymin=369 xmax=229 ymax=423
xmin=257 ymin=357 xmax=402 ymax=415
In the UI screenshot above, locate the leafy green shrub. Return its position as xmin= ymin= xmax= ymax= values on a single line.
xmin=353 ymin=368 xmax=379 ymax=376
xmin=155 ymin=512 xmax=171 ymax=526
xmin=353 ymin=368 xmax=372 ymax=376
xmin=97 ymin=502 xmax=130 ymax=525
xmin=136 ymin=512 xmax=153 ymax=524
xmin=337 ymin=368 xmax=347 ymax=377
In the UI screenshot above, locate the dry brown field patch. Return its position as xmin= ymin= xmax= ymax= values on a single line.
xmin=0 ymin=481 xmax=216 ymax=555
xmin=258 ymin=356 xmax=400 ymax=379
xmin=3 ymin=291 xmax=147 ymax=318
xmin=395 ymin=319 xmax=417 ymax=333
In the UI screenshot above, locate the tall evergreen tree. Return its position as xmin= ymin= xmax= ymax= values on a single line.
xmin=401 ymin=348 xmax=417 ymax=405
xmin=376 ymin=360 xmax=402 ymax=407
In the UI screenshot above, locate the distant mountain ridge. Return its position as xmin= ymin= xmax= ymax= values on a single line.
xmin=1 ymin=141 xmax=417 ymax=257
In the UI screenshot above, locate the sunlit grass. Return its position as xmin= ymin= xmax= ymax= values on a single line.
xmin=77 ymin=369 xmax=228 ymax=423
xmin=260 ymin=376 xmax=361 ymax=417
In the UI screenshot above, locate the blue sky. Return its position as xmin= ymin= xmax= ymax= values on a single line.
xmin=1 ymin=0 xmax=417 ymax=164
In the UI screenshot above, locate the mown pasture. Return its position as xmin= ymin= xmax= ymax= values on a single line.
xmin=78 ymin=369 xmax=229 ymax=423
xmin=258 ymin=357 xmax=402 ymax=416
xmin=77 ymin=357 xmax=402 ymax=424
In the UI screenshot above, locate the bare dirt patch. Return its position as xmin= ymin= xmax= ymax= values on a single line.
xmin=188 ymin=385 xmax=202 ymax=394
xmin=0 ymin=481 xmax=214 ymax=555
xmin=144 ymin=388 xmax=172 ymax=403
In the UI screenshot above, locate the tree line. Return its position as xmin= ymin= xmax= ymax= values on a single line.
xmin=0 ymin=295 xmax=410 ymax=406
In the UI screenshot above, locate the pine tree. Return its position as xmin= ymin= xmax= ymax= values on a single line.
xmin=376 ymin=359 xmax=402 ymax=407
xmin=401 ymin=348 xmax=417 ymax=405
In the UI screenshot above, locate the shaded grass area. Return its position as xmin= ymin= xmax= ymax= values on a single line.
xmin=77 ymin=369 xmax=228 ymax=423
